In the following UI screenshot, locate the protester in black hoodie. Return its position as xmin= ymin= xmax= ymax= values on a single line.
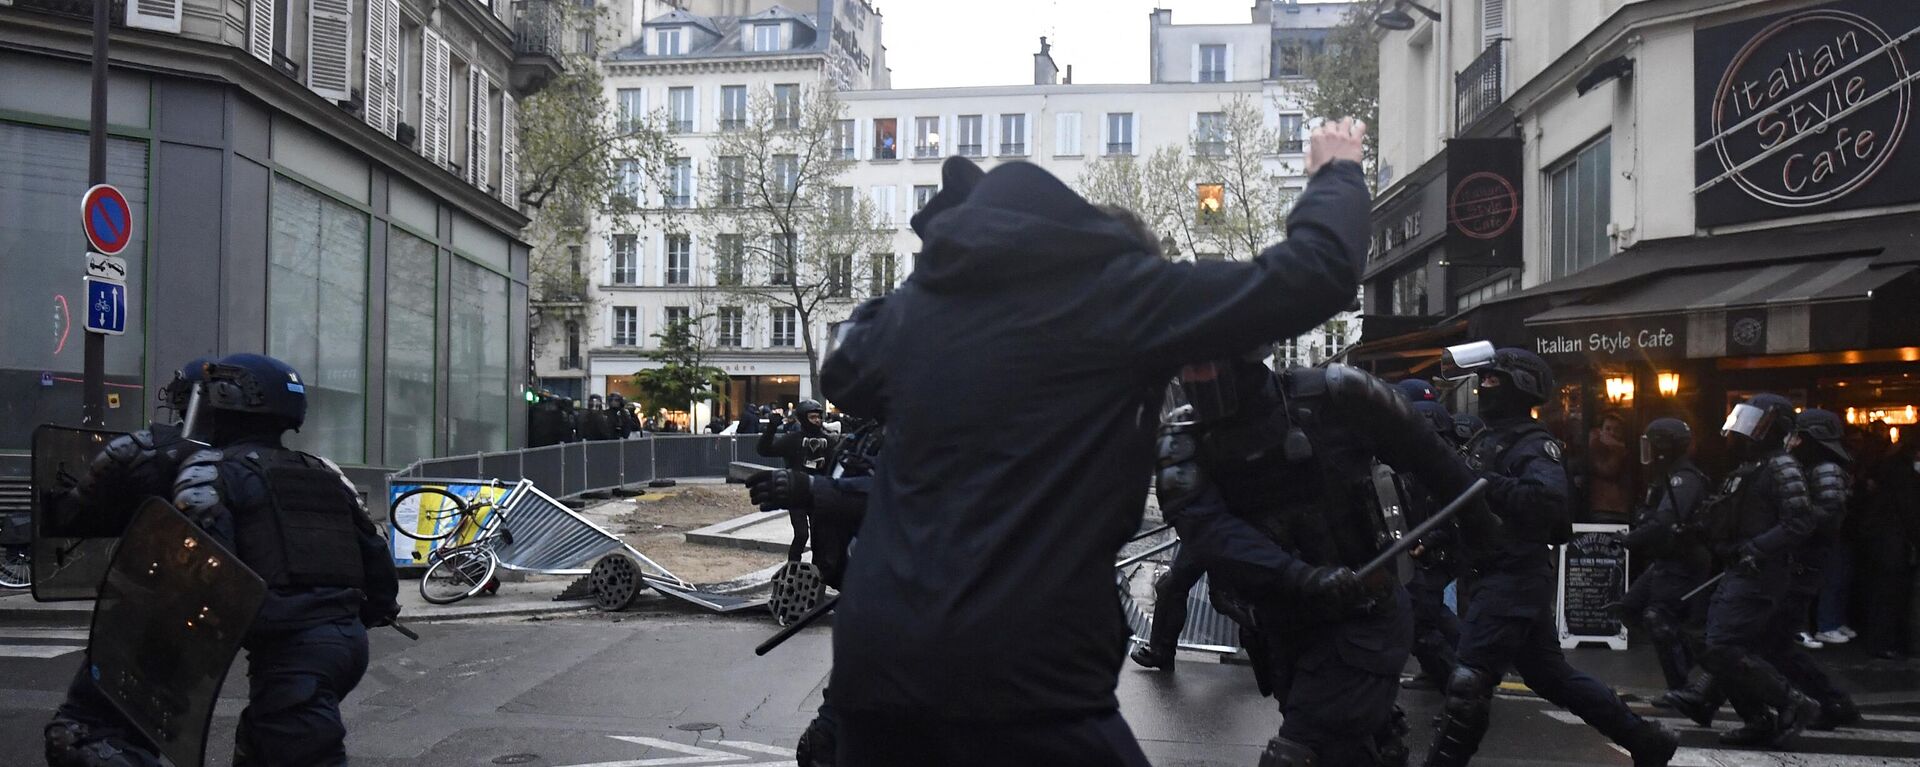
xmin=818 ymin=118 xmax=1371 ymax=765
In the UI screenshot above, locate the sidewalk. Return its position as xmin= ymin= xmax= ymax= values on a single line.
xmin=0 ymin=574 xmax=601 ymax=628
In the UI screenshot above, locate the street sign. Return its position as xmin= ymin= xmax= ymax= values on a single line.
xmin=81 ymin=184 xmax=133 ymax=255
xmin=84 ymin=277 xmax=126 ymax=336
xmin=85 ymin=252 xmax=128 ymax=282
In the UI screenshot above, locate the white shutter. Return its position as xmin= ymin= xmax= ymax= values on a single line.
xmin=246 ymin=0 xmax=273 ymax=62
xmin=1481 ymin=0 xmax=1506 ymax=49
xmin=1056 ymin=112 xmax=1080 ymax=156
xmin=306 ymin=0 xmax=353 ymax=100
xmin=362 ymin=0 xmax=396 ymax=136
xmin=421 ymin=27 xmax=450 ymax=166
xmin=469 ymin=69 xmax=492 ymax=189
xmin=500 ymin=96 xmax=519 ymax=207
xmin=126 ymin=0 xmax=181 ymax=32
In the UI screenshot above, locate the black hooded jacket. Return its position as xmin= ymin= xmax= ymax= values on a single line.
xmin=821 ymin=158 xmax=1371 ymax=720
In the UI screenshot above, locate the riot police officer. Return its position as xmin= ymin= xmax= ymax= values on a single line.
xmin=1423 ymin=345 xmax=1675 ymax=767
xmin=44 ymin=357 xmax=212 ymax=767
xmin=170 ymin=353 xmax=401 ymax=765
xmin=758 ymin=399 xmax=838 ymax=562
xmin=1617 ymin=418 xmax=1713 ymax=701
xmin=1778 ymin=408 xmax=1860 ymax=729
xmin=747 ymin=416 xmax=885 ymax=767
xmin=1157 ymin=355 xmax=1497 ymax=767
xmin=1666 ymin=394 xmax=1821 ymax=748
xmin=1404 ymin=398 xmax=1465 ymax=691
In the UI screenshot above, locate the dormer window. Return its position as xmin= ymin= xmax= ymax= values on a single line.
xmin=751 ymin=22 xmax=782 ymax=52
xmin=656 ymin=26 xmax=684 ymax=55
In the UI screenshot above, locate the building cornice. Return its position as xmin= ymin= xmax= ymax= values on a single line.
xmin=602 ymin=52 xmax=826 ymax=77
xmin=837 ymin=80 xmax=1264 ymax=100
xmin=0 ymin=9 xmax=530 ymax=235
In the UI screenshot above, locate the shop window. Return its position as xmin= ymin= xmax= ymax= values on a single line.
xmin=0 ymin=124 xmax=149 ymax=449
xmin=270 ymin=177 xmax=368 ymax=462
xmin=1548 ymin=133 xmax=1612 ymax=279
xmin=385 ymin=227 xmax=437 ymax=465
xmin=449 ymin=258 xmax=509 ymax=454
xmin=1197 ymin=183 xmax=1225 ymax=225
xmin=1391 ymin=265 xmax=1429 ymax=316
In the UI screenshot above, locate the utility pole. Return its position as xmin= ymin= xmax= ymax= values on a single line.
xmin=81 ymin=0 xmax=110 ymax=427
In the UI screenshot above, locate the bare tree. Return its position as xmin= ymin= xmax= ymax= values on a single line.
xmin=696 ymin=84 xmax=889 ymax=398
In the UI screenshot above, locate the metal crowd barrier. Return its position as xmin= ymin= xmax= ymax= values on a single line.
xmin=390 ymin=434 xmax=752 ymax=499
xmin=1117 ymin=535 xmax=1243 ymax=654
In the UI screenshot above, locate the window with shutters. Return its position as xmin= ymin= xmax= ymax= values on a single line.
xmin=832 ymin=120 xmax=855 ymax=159
xmin=362 ymin=0 xmax=400 ymax=136
xmin=1198 ymin=44 xmax=1227 ymax=83
xmin=306 ymin=0 xmax=354 ymax=100
xmin=500 ymin=97 xmax=519 ymax=206
xmin=247 ymin=0 xmax=274 ymax=63
xmin=770 ymin=234 xmax=795 ymax=285
xmin=716 ymin=234 xmax=744 ymax=285
xmin=1480 ymin=0 xmax=1506 ymax=50
xmin=613 ymin=307 xmax=638 ymax=346
xmin=773 ymin=84 xmax=800 ymax=129
xmin=668 ymin=157 xmax=692 ymax=207
xmin=829 ymin=186 xmax=854 ymax=223
xmin=665 ymin=235 xmax=691 ymax=285
xmin=468 ymin=69 xmax=493 ymax=190
xmin=125 ymin=0 xmax=182 ymax=32
xmin=1106 ymin=113 xmax=1134 ymax=155
xmin=913 ymin=116 xmax=940 ymax=158
xmin=611 ymin=234 xmax=638 ymax=284
xmin=718 ymin=307 xmax=744 ymax=347
xmin=772 ymin=155 xmax=799 ymax=194
xmin=827 ymin=254 xmax=852 ymax=297
xmin=912 ymin=184 xmax=936 ymax=211
xmin=664 ymin=306 xmax=691 ymax=339
xmin=615 ymin=159 xmax=641 ymax=204
xmin=869 ymin=253 xmax=896 ymax=296
xmin=718 ymin=156 xmax=745 ymax=206
xmin=1195 ymin=112 xmax=1227 ymax=157
xmin=720 ymin=85 xmax=747 ymax=131
xmin=420 ymin=28 xmax=452 ymax=167
xmin=770 ymin=308 xmax=797 ymax=347
xmin=998 ymin=114 xmax=1026 ymax=156
xmin=668 ymin=87 xmax=694 ymax=133
xmin=1055 ymin=112 xmax=1081 ymax=156
xmin=956 ymin=115 xmax=983 ymax=156
xmin=869 ymin=185 xmax=895 ymax=226
xmin=617 ymin=88 xmax=645 ymax=129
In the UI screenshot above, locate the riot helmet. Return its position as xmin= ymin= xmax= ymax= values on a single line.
xmin=1397 ymin=378 xmax=1438 ymax=403
xmin=794 ymin=399 xmax=827 ymax=429
xmin=1451 ymin=413 xmax=1486 ymax=447
xmin=1412 ymin=400 xmax=1452 ymax=435
xmin=1178 ymin=349 xmax=1272 ymax=424
xmin=195 ymin=353 xmax=308 ymax=433
xmin=1446 ymin=342 xmax=1551 ymax=419
xmin=1723 ymin=393 xmax=1795 ymax=454
xmin=158 ymin=355 xmax=215 ymax=424
xmin=1640 ymin=417 xmax=1693 ymax=467
xmin=1790 ymin=407 xmax=1850 ymax=463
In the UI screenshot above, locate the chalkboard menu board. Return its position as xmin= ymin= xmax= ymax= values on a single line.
xmin=1556 ymin=523 xmax=1630 ymax=650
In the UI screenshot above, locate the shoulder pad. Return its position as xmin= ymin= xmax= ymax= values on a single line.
xmin=1285 ymin=366 xmax=1328 ymax=399
xmin=1766 ymin=453 xmax=1805 ymax=479
xmin=1669 ymin=474 xmax=1686 ymax=488
xmin=1543 ymin=439 xmax=1563 ymax=462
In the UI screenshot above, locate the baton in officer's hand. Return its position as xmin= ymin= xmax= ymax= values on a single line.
xmin=755 ymin=594 xmax=838 ymax=656
xmin=388 ymin=620 xmax=420 ymax=641
xmin=1681 ymin=571 xmax=1726 ymax=602
xmin=1357 ymin=478 xmax=1490 ymax=579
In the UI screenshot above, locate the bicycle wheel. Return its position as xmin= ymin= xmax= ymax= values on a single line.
xmin=0 ymin=546 xmax=30 ymax=589
xmin=420 ymin=546 xmax=498 ymax=604
xmin=391 ymin=487 xmax=471 ymax=542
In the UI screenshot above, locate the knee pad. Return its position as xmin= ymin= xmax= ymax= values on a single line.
xmin=1642 ymin=609 xmax=1680 ymax=644
xmin=1259 ymin=735 xmax=1318 ymax=767
xmin=1443 ymin=666 xmax=1499 ymax=702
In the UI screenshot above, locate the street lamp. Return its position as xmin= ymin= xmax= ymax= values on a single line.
xmin=1375 ymin=1 xmax=1441 ymax=31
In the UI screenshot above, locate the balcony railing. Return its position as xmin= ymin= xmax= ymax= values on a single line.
xmin=538 ymin=277 xmax=588 ymax=301
xmin=1195 ymin=140 xmax=1227 ymax=158
xmin=958 ymin=143 xmax=983 ymax=157
xmin=1277 ymin=138 xmax=1304 ymax=154
xmin=1199 ymin=69 xmax=1228 ymax=83
xmin=558 ymin=355 xmax=583 ymax=370
xmin=1456 ymin=39 xmax=1506 ymax=131
xmin=512 ymin=0 xmax=561 ymax=59
xmin=999 ymin=142 xmax=1027 ymax=156
xmin=833 ymin=146 xmax=855 ymax=160
xmin=668 ymin=120 xmax=693 ymax=133
xmin=874 ymin=144 xmax=898 ymax=160
xmin=913 ymin=144 xmax=942 ymax=158
xmin=1106 ymin=142 xmax=1133 ymax=155
xmin=719 ymin=118 xmax=746 ymax=132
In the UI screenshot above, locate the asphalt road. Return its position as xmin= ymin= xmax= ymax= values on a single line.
xmin=3 ymin=606 xmax=1919 ymax=766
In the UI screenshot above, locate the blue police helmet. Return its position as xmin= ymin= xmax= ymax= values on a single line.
xmin=203 ymin=353 xmax=308 ymax=430
xmin=159 ymin=355 xmax=217 ymax=413
xmin=1412 ymin=400 xmax=1452 ymax=435
xmin=1397 ymin=378 xmax=1438 ymax=402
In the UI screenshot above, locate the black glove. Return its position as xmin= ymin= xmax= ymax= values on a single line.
xmin=1734 ymin=542 xmax=1764 ymax=576
xmin=360 ymin=600 xmax=400 ymax=628
xmin=748 ymin=469 xmax=812 ymax=511
xmin=1294 ymin=566 xmax=1366 ymax=616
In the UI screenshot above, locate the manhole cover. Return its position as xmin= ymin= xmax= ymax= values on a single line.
xmin=675 ymin=722 xmax=720 ymax=732
xmin=492 ymin=755 xmax=540 ymax=765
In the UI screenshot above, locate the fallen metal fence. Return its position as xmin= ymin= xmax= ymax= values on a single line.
xmin=1116 ymin=534 xmax=1243 ymax=654
xmin=390 ymin=435 xmax=753 ymax=499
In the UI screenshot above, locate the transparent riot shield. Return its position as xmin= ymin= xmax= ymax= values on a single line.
xmin=90 ymin=497 xmax=265 ymax=767
xmin=30 ymin=425 xmax=127 ymax=601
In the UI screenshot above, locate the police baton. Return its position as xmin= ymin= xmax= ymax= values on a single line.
xmin=1356 ymin=478 xmax=1489 ymax=579
xmin=1681 ymin=571 xmax=1726 ymax=602
xmin=755 ymin=594 xmax=838 ymax=656
xmin=388 ymin=620 xmax=420 ymax=641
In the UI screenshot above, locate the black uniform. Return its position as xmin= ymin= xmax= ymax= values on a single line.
xmin=1405 ymin=399 xmax=1465 ymax=689
xmin=757 ymin=411 xmax=838 ymax=562
xmin=1424 ymin=346 xmax=1673 ymax=767
xmin=820 ymin=153 xmax=1368 ymax=766
xmin=1619 ymin=457 xmax=1712 ymax=692
xmin=44 ymin=423 xmax=203 ymax=767
xmin=1131 ymin=542 xmax=1206 ymax=669
xmin=1768 ymin=454 xmax=1855 ymax=724
xmin=1158 ymin=362 xmax=1494 ymax=767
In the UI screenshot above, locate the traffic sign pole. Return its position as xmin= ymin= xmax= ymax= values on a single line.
xmin=82 ymin=0 xmax=109 ymax=428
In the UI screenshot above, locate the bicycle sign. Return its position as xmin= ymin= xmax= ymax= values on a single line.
xmin=84 ymin=277 xmax=126 ymax=336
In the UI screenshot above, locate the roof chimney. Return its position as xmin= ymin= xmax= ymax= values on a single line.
xmin=1034 ymin=36 xmax=1059 ymax=85
xmin=1064 ymin=64 xmax=1072 ymax=84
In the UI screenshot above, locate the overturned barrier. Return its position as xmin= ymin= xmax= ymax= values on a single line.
xmin=1116 ymin=532 xmax=1242 ymax=654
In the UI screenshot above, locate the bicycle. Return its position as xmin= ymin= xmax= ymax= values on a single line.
xmin=390 ymin=481 xmax=515 ymax=605
xmin=0 ymin=544 xmax=30 ymax=589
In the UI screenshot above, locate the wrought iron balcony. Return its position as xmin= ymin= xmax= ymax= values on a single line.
xmin=1106 ymin=142 xmax=1133 ymax=155
xmin=999 ymin=142 xmax=1027 ymax=156
xmin=558 ymin=355 xmax=583 ymax=370
xmin=510 ymin=0 xmax=566 ymax=97
xmin=1456 ymin=39 xmax=1506 ymax=131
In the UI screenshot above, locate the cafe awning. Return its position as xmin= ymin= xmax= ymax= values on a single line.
xmin=1528 ymin=256 xmax=1910 ymax=325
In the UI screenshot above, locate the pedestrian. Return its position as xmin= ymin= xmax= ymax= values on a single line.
xmin=818 ymin=118 xmax=1373 ymax=765
xmin=44 ymin=357 xmax=212 ymax=766
xmin=1585 ymin=410 xmax=1634 ymax=525
xmin=707 ymin=415 xmax=730 ymax=434
xmin=1616 ymin=418 xmax=1713 ymax=702
xmin=1860 ymin=438 xmax=1920 ymax=659
xmin=1772 ymin=408 xmax=1862 ymax=728
xmin=1665 ymin=394 xmax=1820 ymax=748
xmin=171 ymin=353 xmax=401 ymax=765
xmin=1423 ymin=344 xmax=1676 ymax=767
xmin=739 ymin=406 xmax=762 ymax=435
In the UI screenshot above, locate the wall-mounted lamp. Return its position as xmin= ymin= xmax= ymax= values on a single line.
xmin=1374 ymin=0 xmax=1441 ymax=30
xmin=1604 ymin=375 xmax=1635 ymax=403
xmin=1656 ymin=372 xmax=1679 ymax=397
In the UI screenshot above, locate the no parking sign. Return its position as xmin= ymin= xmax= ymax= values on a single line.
xmin=81 ymin=184 xmax=133 ymax=255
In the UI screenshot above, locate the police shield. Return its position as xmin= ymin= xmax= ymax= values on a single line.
xmin=1368 ymin=462 xmax=1415 ymax=584
xmin=30 ymin=425 xmax=128 ymax=601
xmin=89 ymin=497 xmax=265 ymax=767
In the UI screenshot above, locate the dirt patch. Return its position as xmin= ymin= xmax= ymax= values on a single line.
xmin=596 ymin=484 xmax=785 ymax=585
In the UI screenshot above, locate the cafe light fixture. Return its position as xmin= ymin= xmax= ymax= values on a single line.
xmin=1656 ymin=372 xmax=1679 ymax=397
xmin=1604 ymin=375 xmax=1635 ymax=403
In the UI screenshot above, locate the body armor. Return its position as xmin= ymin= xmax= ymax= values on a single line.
xmin=173 ymin=446 xmax=366 ymax=589
xmin=1703 ymin=452 xmax=1813 ymax=557
xmin=1464 ymin=424 xmax=1571 ymax=545
xmin=57 ymin=424 xmax=200 ymax=538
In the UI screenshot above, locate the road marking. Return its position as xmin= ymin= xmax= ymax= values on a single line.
xmin=0 ymin=644 xmax=81 ymax=658
xmin=553 ymin=737 xmax=794 ymax=767
xmin=0 ymin=629 xmax=90 ymax=640
xmin=1544 ymin=710 xmax=1920 ymax=744
xmin=712 ymin=741 xmax=794 ymax=757
xmin=1628 ymin=703 xmax=1920 ymax=725
xmin=1668 ymin=748 xmax=1920 ymax=766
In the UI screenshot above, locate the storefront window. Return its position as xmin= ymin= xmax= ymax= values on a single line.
xmin=0 ymin=123 xmax=148 ymax=449
xmin=1548 ymin=133 xmax=1612 ymax=280
xmin=385 ymin=228 xmax=437 ymax=465
xmin=270 ymin=177 xmax=368 ymax=463
xmin=1391 ymin=265 xmax=1428 ymax=316
xmin=449 ymin=258 xmax=510 ymax=454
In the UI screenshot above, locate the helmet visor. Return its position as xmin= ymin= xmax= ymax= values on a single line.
xmin=1722 ymin=403 xmax=1773 ymax=440
xmin=1640 ymin=435 xmax=1654 ymax=466
xmin=1444 ymin=341 xmax=1497 ymax=370
xmin=180 ymin=383 xmax=209 ymax=444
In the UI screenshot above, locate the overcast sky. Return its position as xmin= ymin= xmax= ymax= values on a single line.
xmin=878 ymin=1 xmax=1326 ymax=89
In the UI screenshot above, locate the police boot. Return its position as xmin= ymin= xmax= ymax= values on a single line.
xmin=1716 ymin=709 xmax=1777 ymax=748
xmin=1258 ymin=735 xmax=1318 ymax=767
xmin=1130 ymin=644 xmax=1175 ymax=671
xmin=1622 ymin=721 xmax=1678 ymax=767
xmin=1663 ymin=671 xmax=1723 ymax=728
xmin=1812 ymin=695 xmax=1862 ymax=731
xmin=794 ymin=716 xmax=836 ymax=767
xmin=1767 ymin=690 xmax=1821 ymax=749
xmin=45 ymin=721 xmax=153 ymax=767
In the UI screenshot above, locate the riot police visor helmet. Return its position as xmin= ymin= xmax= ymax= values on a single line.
xmin=1791 ymin=407 xmax=1850 ymax=462
xmin=201 ymin=353 xmax=308 ymax=430
xmin=1452 ymin=413 xmax=1486 ymax=446
xmin=158 ymin=355 xmax=216 ymax=418
xmin=795 ymin=399 xmax=826 ymax=425
xmin=1722 ymin=393 xmax=1795 ymax=446
xmin=1484 ymin=348 xmax=1553 ymax=404
xmin=1413 ymin=400 xmax=1452 ymax=435
xmin=1640 ymin=417 xmax=1692 ymax=466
